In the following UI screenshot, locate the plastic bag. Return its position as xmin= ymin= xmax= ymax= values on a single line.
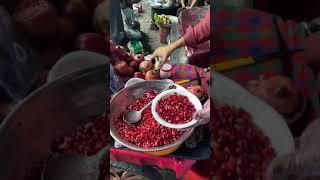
xmin=110 ymin=64 xmax=123 ymax=95
xmin=0 ymin=6 xmax=40 ymax=101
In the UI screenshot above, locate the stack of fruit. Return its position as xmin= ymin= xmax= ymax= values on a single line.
xmin=154 ymin=13 xmax=172 ymax=27
xmin=2 ymin=0 xmax=109 ymax=86
xmin=110 ymin=41 xmax=160 ymax=82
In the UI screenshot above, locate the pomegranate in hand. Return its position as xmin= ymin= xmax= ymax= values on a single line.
xmin=187 ymin=85 xmax=204 ymax=98
xmin=247 ymin=75 xmax=300 ymax=115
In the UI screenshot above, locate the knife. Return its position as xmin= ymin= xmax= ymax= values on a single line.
xmin=213 ymin=48 xmax=302 ymax=73
xmin=175 ymin=77 xmax=206 ymax=85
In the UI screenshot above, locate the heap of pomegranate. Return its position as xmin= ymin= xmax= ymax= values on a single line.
xmin=211 ymin=101 xmax=276 ymax=179
xmin=25 ymin=113 xmax=109 ymax=180
xmin=115 ymin=90 xmax=185 ymax=147
xmin=110 ymin=41 xmax=160 ymax=82
xmin=156 ymin=93 xmax=196 ymax=124
xmin=3 ymin=0 xmax=109 ymax=88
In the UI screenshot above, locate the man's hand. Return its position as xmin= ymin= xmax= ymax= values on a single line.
xmin=150 ymin=37 xmax=185 ymax=63
xmin=181 ymin=0 xmax=185 ymax=7
xmin=193 ymin=99 xmax=210 ymax=125
xmin=265 ymin=119 xmax=320 ymax=180
xmin=150 ymin=45 xmax=173 ymax=64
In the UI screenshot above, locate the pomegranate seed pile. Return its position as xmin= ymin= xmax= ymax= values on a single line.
xmin=115 ymin=90 xmax=185 ymax=148
xmin=52 ymin=114 xmax=109 ymax=180
xmin=24 ymin=114 xmax=109 ymax=180
xmin=52 ymin=114 xmax=109 ymax=156
xmin=156 ymin=93 xmax=196 ymax=124
xmin=211 ymin=102 xmax=276 ymax=179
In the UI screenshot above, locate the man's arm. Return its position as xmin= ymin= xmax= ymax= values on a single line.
xmin=181 ymin=0 xmax=185 ymax=7
xmin=182 ymin=11 xmax=210 ymax=49
xmin=189 ymin=0 xmax=198 ymax=8
xmin=151 ymin=11 xmax=210 ymax=63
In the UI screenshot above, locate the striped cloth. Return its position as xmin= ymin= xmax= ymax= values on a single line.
xmin=212 ymin=4 xmax=320 ymax=136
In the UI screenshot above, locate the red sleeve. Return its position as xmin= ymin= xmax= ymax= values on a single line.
xmin=182 ymin=11 xmax=210 ymax=49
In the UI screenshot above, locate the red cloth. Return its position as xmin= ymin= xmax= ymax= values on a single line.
xmin=110 ymin=148 xmax=196 ymax=178
xmin=182 ymin=11 xmax=210 ymax=49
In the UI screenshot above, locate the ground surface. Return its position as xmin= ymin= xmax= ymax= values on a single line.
xmin=135 ymin=0 xmax=167 ymax=53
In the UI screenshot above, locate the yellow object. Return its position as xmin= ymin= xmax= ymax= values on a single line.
xmin=145 ymin=144 xmax=181 ymax=156
xmin=213 ymin=57 xmax=255 ymax=72
xmin=175 ymin=79 xmax=190 ymax=85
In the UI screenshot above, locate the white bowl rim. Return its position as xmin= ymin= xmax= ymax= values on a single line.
xmin=151 ymin=89 xmax=203 ymax=129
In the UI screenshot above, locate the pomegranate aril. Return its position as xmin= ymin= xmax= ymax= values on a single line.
xmin=115 ymin=90 xmax=185 ymax=148
xmin=211 ymin=101 xmax=276 ymax=179
xmin=156 ymin=93 xmax=196 ymax=124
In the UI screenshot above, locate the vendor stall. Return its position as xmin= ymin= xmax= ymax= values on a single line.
xmin=109 ymin=38 xmax=211 ymax=179
xmin=0 ymin=1 xmax=110 ymax=180
xmin=109 ymin=0 xmax=212 ymax=178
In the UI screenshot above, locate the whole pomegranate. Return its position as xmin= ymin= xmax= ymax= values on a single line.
xmin=145 ymin=70 xmax=159 ymax=80
xmin=187 ymin=85 xmax=204 ymax=98
xmin=111 ymin=54 xmax=120 ymax=65
xmin=74 ymin=33 xmax=108 ymax=55
xmin=63 ymin=0 xmax=91 ymax=27
xmin=114 ymin=61 xmax=129 ymax=76
xmin=134 ymin=54 xmax=144 ymax=64
xmin=130 ymin=61 xmax=139 ymax=71
xmin=133 ymin=72 xmax=144 ymax=79
xmin=13 ymin=0 xmax=59 ymax=43
xmin=139 ymin=61 xmax=153 ymax=75
xmin=247 ymin=75 xmax=300 ymax=115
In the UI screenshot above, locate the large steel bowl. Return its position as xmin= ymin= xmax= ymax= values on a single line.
xmin=110 ymin=80 xmax=195 ymax=155
xmin=0 ymin=65 xmax=107 ymax=180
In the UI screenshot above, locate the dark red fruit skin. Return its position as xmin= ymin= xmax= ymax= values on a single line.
xmin=133 ymin=72 xmax=144 ymax=79
xmin=63 ymin=0 xmax=91 ymax=27
xmin=126 ymin=66 xmax=134 ymax=76
xmin=75 ymin=33 xmax=108 ymax=55
xmin=145 ymin=70 xmax=159 ymax=80
xmin=134 ymin=54 xmax=144 ymax=64
xmin=130 ymin=61 xmax=139 ymax=71
xmin=114 ymin=61 xmax=129 ymax=76
xmin=111 ymin=54 xmax=120 ymax=65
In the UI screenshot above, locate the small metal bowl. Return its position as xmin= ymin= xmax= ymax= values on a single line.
xmin=110 ymin=80 xmax=195 ymax=155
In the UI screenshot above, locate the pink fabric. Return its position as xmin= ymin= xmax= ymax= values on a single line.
xmin=305 ymin=32 xmax=320 ymax=64
xmin=110 ymin=148 xmax=196 ymax=178
xmin=182 ymin=11 xmax=210 ymax=49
